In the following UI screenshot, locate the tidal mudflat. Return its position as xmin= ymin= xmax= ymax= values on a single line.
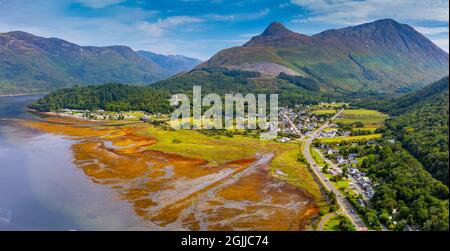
xmin=19 ymin=116 xmax=324 ymax=230
xmin=0 ymin=95 xmax=149 ymax=230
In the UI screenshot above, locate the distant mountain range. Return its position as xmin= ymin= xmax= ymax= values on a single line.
xmin=137 ymin=51 xmax=201 ymax=76
xmin=0 ymin=31 xmax=201 ymax=95
xmin=1 ymin=19 xmax=448 ymax=96
xmin=199 ymin=19 xmax=449 ymax=93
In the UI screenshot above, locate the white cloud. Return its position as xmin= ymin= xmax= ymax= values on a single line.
xmin=205 ymin=8 xmax=270 ymax=22
xmin=0 ymin=1 xmax=215 ymax=59
xmin=414 ymin=26 xmax=449 ymax=35
xmin=239 ymin=33 xmax=259 ymax=37
xmin=205 ymin=14 xmax=236 ymax=21
xmin=75 ymin=0 xmax=125 ymax=8
xmin=137 ymin=16 xmax=205 ymax=37
xmin=290 ymin=0 xmax=449 ymax=25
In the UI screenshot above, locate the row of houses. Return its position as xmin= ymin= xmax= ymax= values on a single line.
xmin=279 ymin=106 xmax=327 ymax=137
xmin=336 ymin=153 xmax=359 ymax=165
xmin=58 ymin=109 xmax=136 ymax=120
xmin=349 ymin=166 xmax=375 ymax=199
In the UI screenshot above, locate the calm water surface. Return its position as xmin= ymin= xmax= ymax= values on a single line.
xmin=0 ymin=95 xmax=149 ymax=230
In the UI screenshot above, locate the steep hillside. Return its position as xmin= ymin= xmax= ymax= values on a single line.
xmin=0 ymin=31 xmax=199 ymax=95
xmin=200 ymin=19 xmax=449 ymax=94
xmin=383 ymin=77 xmax=449 ymax=185
xmin=152 ymin=67 xmax=329 ymax=106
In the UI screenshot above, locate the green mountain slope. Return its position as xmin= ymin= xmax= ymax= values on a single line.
xmin=151 ymin=67 xmax=329 ymax=106
xmin=381 ymin=77 xmax=449 ymax=185
xmin=0 ymin=31 xmax=200 ymax=95
xmin=30 ymin=67 xmax=332 ymax=114
xmin=200 ymin=19 xmax=449 ymax=94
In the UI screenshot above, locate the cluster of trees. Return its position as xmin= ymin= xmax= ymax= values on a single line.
xmin=338 ymin=217 xmax=356 ymax=231
xmin=346 ymin=193 xmax=381 ymax=230
xmin=31 ymin=67 xmax=341 ymax=115
xmin=322 ymin=138 xmax=448 ymax=230
xmin=359 ymin=76 xmax=449 ymax=115
xmin=335 ymin=121 xmax=363 ymax=131
xmin=201 ymin=66 xmax=262 ymax=80
xmin=384 ymin=90 xmax=449 ymax=185
xmin=351 ymin=129 xmax=375 ymax=136
xmin=327 ymin=191 xmax=339 ymax=212
xmin=197 ymin=129 xmax=236 ymax=138
xmin=364 ymin=142 xmax=449 ymax=231
xmin=277 ymin=72 xmax=321 ymax=92
xmin=154 ymin=68 xmax=261 ymax=96
xmin=29 ymin=83 xmax=172 ymax=113
xmin=357 ymin=76 xmax=449 ymax=186
xmin=153 ymin=67 xmax=327 ymax=107
xmin=314 ymin=139 xmax=378 ymax=158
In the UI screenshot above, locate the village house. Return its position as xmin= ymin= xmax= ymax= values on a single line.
xmin=336 ymin=155 xmax=346 ymax=165
xmin=387 ymin=139 xmax=396 ymax=144
xmin=365 ymin=187 xmax=375 ymax=198
xmin=327 ymin=148 xmax=338 ymax=155
xmin=278 ymin=137 xmax=291 ymax=143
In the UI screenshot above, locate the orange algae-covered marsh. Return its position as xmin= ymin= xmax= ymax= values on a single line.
xmin=20 ymin=116 xmax=324 ymax=230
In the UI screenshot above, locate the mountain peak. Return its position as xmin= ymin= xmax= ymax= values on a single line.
xmin=244 ymin=21 xmax=309 ymax=46
xmin=262 ymin=22 xmax=293 ymax=37
xmin=372 ymin=18 xmax=399 ymax=25
xmin=364 ymin=18 xmax=406 ymax=30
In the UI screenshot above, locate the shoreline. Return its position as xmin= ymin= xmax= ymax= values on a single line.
xmin=0 ymin=93 xmax=48 ymax=97
xmin=26 ymin=108 xmax=144 ymax=124
xmin=26 ymin=108 xmax=107 ymax=122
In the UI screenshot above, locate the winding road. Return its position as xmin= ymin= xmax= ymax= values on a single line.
xmin=300 ymin=109 xmax=368 ymax=231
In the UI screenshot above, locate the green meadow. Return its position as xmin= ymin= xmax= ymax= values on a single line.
xmin=335 ymin=109 xmax=388 ymax=128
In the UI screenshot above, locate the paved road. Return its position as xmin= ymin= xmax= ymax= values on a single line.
xmin=301 ymin=109 xmax=368 ymax=231
xmin=317 ymin=212 xmax=337 ymax=231
xmin=281 ymin=111 xmax=303 ymax=137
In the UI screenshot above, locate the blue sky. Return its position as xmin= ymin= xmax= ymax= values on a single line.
xmin=0 ymin=0 xmax=448 ymax=59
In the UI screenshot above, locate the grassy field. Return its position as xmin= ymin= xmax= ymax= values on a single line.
xmin=311 ymin=109 xmax=337 ymax=115
xmin=322 ymin=215 xmax=355 ymax=231
xmin=317 ymin=102 xmax=349 ymax=109
xmin=317 ymin=134 xmax=382 ymax=143
xmin=351 ymin=127 xmax=377 ymax=132
xmin=335 ymin=109 xmax=387 ymax=128
xmin=311 ymin=147 xmax=327 ymax=166
xmin=322 ymin=214 xmax=341 ymax=231
xmin=139 ymin=126 xmax=276 ymax=163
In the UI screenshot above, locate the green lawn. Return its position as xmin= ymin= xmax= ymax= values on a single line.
xmin=311 ymin=109 xmax=337 ymax=115
xmin=336 ymin=109 xmax=388 ymax=128
xmin=322 ymin=214 xmax=342 ymax=231
xmin=317 ymin=134 xmax=382 ymax=143
xmin=311 ymin=147 xmax=327 ymax=166
xmin=351 ymin=127 xmax=377 ymax=133
xmin=323 ymin=215 xmax=355 ymax=231
xmin=317 ymin=102 xmax=349 ymax=108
